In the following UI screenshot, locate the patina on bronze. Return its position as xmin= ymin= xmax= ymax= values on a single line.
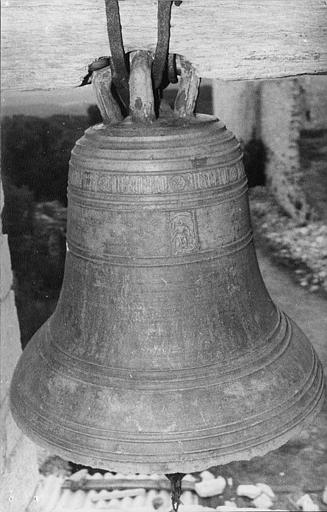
xmin=10 ymin=111 xmax=325 ymax=474
xmin=10 ymin=50 xmax=325 ymax=475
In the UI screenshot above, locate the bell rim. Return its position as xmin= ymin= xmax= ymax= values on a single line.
xmin=10 ymin=366 xmax=325 ymax=474
xmin=10 ymin=313 xmax=325 ymax=474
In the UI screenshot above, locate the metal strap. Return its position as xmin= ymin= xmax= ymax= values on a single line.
xmin=104 ymin=0 xmax=180 ymax=94
xmin=152 ymin=0 xmax=174 ymax=90
xmin=104 ymin=0 xmax=129 ymax=90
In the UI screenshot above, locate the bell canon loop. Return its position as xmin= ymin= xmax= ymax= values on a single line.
xmin=10 ymin=113 xmax=325 ymax=474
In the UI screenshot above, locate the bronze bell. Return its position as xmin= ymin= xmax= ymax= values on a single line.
xmin=10 ymin=113 xmax=325 ymax=474
xmin=10 ymin=54 xmax=325 ymax=474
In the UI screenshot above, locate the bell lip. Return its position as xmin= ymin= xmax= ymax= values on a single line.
xmin=10 ymin=384 xmax=325 ymax=474
xmin=10 ymin=358 xmax=325 ymax=474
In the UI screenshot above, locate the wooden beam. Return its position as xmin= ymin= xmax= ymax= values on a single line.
xmin=2 ymin=0 xmax=327 ymax=91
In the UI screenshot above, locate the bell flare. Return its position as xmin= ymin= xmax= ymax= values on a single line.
xmin=10 ymin=114 xmax=325 ymax=474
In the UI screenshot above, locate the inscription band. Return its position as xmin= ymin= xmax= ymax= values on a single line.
xmin=69 ymin=162 xmax=245 ymax=196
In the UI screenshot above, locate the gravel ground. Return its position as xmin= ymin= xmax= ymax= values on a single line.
xmin=249 ymin=187 xmax=327 ymax=296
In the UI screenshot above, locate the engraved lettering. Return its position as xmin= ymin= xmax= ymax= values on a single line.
xmin=97 ymin=174 xmax=109 ymax=192
xmin=69 ymin=163 xmax=244 ymax=195
xmin=158 ymin=176 xmax=167 ymax=193
xmin=82 ymin=171 xmax=97 ymax=192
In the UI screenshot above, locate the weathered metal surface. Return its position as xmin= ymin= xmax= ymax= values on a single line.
xmin=2 ymin=0 xmax=327 ymax=91
xmin=129 ymin=51 xmax=156 ymax=122
xmin=105 ymin=0 xmax=129 ymax=91
xmin=10 ymin=114 xmax=325 ymax=473
xmin=92 ymin=66 xmax=124 ymax=124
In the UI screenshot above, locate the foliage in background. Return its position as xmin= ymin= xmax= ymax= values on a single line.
xmin=1 ymin=114 xmax=89 ymax=205
xmin=1 ymin=110 xmax=97 ymax=347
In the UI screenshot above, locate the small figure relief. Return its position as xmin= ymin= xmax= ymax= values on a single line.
xmin=170 ymin=211 xmax=199 ymax=255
